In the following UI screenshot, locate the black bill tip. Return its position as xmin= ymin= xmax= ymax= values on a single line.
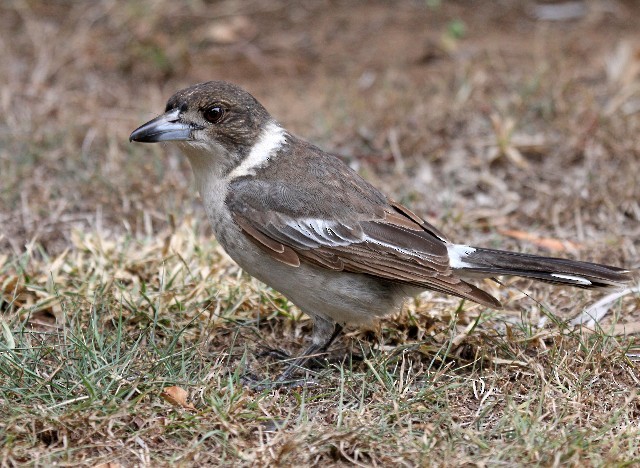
xmin=130 ymin=108 xmax=197 ymax=143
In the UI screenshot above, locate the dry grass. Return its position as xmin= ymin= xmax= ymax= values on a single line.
xmin=2 ymin=221 xmax=639 ymax=466
xmin=1 ymin=0 xmax=640 ymax=466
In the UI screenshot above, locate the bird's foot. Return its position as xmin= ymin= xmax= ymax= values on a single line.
xmin=255 ymin=346 xmax=291 ymax=361
xmin=256 ymin=345 xmax=328 ymax=370
xmin=240 ymin=370 xmax=319 ymax=391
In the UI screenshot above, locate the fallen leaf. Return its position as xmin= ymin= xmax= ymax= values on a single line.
xmin=606 ymin=40 xmax=640 ymax=86
xmin=497 ymin=229 xmax=582 ymax=253
xmin=160 ymin=386 xmax=195 ymax=410
xmin=131 ymin=416 xmax=145 ymax=430
xmin=606 ymin=322 xmax=640 ymax=336
xmin=1 ymin=321 xmax=15 ymax=349
xmin=571 ymin=286 xmax=640 ymax=327
xmin=26 ymin=309 xmax=60 ymax=331
xmin=206 ymin=16 xmax=255 ymax=44
xmin=1 ymin=275 xmax=30 ymax=307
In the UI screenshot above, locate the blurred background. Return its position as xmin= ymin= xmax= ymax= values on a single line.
xmin=1 ymin=0 xmax=639 ymax=263
xmin=2 ymin=2 xmax=640 ymax=463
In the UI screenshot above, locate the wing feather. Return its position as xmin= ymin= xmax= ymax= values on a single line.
xmin=225 ymin=153 xmax=500 ymax=308
xmin=232 ymin=206 xmax=502 ymax=308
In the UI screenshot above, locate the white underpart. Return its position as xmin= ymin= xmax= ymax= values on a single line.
xmin=228 ymin=121 xmax=287 ymax=178
xmin=447 ymin=244 xmax=478 ymax=269
xmin=550 ymin=273 xmax=592 ymax=285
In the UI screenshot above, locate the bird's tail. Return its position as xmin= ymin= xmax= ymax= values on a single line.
xmin=447 ymin=244 xmax=633 ymax=289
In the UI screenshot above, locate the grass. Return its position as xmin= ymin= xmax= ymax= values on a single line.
xmin=2 ymin=0 xmax=640 ymax=465
xmin=1 ymin=222 xmax=639 ymax=465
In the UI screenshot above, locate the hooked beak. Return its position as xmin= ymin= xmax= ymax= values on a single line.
xmin=129 ymin=108 xmax=202 ymax=143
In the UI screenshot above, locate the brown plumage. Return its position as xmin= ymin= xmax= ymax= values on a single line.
xmin=130 ymin=80 xmax=634 ymax=385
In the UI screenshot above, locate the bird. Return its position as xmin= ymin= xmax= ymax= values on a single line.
xmin=130 ymin=80 xmax=633 ymax=383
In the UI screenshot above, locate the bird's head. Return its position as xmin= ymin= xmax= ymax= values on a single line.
xmin=130 ymin=81 xmax=277 ymax=176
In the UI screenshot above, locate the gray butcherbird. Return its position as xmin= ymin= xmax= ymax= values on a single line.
xmin=130 ymin=81 xmax=633 ymax=383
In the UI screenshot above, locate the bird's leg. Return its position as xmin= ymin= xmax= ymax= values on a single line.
xmin=243 ymin=317 xmax=343 ymax=389
xmin=276 ymin=316 xmax=343 ymax=383
xmin=256 ymin=346 xmax=291 ymax=361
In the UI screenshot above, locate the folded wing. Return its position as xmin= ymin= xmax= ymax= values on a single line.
xmin=231 ymin=198 xmax=502 ymax=309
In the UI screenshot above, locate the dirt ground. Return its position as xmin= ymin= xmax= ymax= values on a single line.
xmin=1 ymin=0 xmax=638 ymax=256
xmin=1 ymin=0 xmax=640 ymax=466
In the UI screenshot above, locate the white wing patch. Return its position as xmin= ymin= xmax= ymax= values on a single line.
xmin=283 ymin=218 xmax=436 ymax=259
xmin=229 ymin=121 xmax=287 ymax=178
xmin=447 ymin=244 xmax=478 ymax=269
xmin=286 ymin=218 xmax=359 ymax=246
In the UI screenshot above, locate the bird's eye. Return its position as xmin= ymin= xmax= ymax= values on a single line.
xmin=203 ymin=107 xmax=225 ymax=124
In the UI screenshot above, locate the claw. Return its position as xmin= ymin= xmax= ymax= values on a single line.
xmin=256 ymin=346 xmax=291 ymax=360
xmin=241 ymin=370 xmax=319 ymax=391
